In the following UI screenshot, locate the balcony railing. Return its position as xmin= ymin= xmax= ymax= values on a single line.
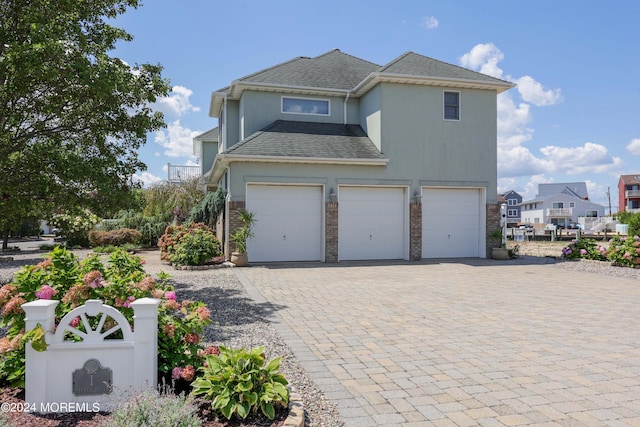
xmin=546 ymin=208 xmax=572 ymax=217
xmin=625 ymin=190 xmax=640 ymax=198
xmin=167 ymin=163 xmax=201 ymax=183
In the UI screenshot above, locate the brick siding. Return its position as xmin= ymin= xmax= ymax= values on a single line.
xmin=325 ymin=202 xmax=339 ymax=262
xmin=409 ymin=202 xmax=422 ymax=261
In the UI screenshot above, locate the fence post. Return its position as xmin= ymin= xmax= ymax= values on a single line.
xmin=130 ymin=298 xmax=161 ymax=391
xmin=21 ymin=300 xmax=59 ymax=408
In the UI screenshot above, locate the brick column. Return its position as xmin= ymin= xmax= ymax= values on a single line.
xmin=325 ymin=201 xmax=338 ymax=262
xmin=228 ymin=201 xmax=246 ymax=254
xmin=486 ymin=203 xmax=501 ymax=257
xmin=409 ymin=202 xmax=422 ymax=261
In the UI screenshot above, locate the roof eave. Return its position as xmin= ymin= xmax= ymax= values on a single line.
xmin=353 ymin=72 xmax=515 ymax=96
xmin=209 ymin=91 xmax=227 ymax=118
xmin=229 ymin=81 xmax=351 ymax=99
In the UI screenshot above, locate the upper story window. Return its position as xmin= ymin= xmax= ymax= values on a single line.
xmin=282 ymin=96 xmax=329 ymax=115
xmin=443 ymin=91 xmax=460 ymax=120
xmin=508 ymin=198 xmax=517 ymax=206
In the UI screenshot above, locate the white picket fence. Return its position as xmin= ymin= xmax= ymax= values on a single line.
xmin=21 ymin=298 xmax=160 ymax=412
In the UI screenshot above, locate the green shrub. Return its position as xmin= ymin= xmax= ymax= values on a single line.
xmin=191 ymin=346 xmax=289 ymax=420
xmin=607 ymin=235 xmax=640 ymax=267
xmin=158 ymin=223 xmax=221 ymax=265
xmin=48 ymin=209 xmax=100 ymax=247
xmin=169 ymin=228 xmax=221 ymax=266
xmin=103 ymin=388 xmax=202 ymax=427
xmin=189 ymin=187 xmax=227 ymax=228
xmin=88 ymin=228 xmax=142 ymax=247
xmin=560 ymin=238 xmax=608 ymax=261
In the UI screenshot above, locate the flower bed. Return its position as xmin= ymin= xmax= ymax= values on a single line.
xmin=561 ymin=235 xmax=640 ymax=268
xmin=0 ymin=247 xmax=213 ymax=388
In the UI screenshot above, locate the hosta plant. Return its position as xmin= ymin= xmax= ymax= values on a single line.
xmin=190 ymin=346 xmax=289 ymax=420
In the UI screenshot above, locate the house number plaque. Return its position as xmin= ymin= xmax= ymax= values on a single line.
xmin=72 ymin=359 xmax=113 ymax=396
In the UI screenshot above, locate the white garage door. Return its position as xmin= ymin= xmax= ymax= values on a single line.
xmin=422 ymin=188 xmax=481 ymax=258
xmin=246 ymin=185 xmax=322 ymax=262
xmin=339 ymin=186 xmax=406 ymax=260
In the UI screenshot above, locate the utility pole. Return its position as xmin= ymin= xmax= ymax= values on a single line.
xmin=606 ymin=187 xmax=612 ymax=216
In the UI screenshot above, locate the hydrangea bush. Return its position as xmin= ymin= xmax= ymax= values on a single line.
xmin=158 ymin=223 xmax=222 ymax=266
xmin=0 ymin=247 xmax=213 ymax=387
xmin=561 ymin=235 xmax=640 ymax=267
xmin=49 ymin=208 xmax=101 ymax=247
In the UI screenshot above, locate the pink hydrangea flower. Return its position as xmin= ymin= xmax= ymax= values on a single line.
xmin=164 ymin=291 xmax=177 ymax=301
xmin=123 ymin=296 xmax=135 ymax=308
xmin=69 ymin=316 xmax=80 ymax=328
xmin=171 ymin=367 xmax=183 ymax=380
xmin=35 ymin=285 xmax=57 ymax=300
xmin=580 ymin=249 xmax=587 ymax=255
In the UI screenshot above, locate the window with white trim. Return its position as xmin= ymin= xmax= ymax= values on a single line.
xmin=508 ymin=209 xmax=518 ymax=217
xmin=282 ymin=97 xmax=329 ymax=115
xmin=443 ymin=91 xmax=460 ymax=120
xmin=508 ymin=198 xmax=517 ymax=206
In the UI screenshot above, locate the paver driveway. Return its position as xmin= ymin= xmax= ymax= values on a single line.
xmin=235 ymin=258 xmax=640 ymax=426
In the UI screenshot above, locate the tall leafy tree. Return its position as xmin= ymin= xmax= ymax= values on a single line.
xmin=0 ymin=0 xmax=170 ymax=248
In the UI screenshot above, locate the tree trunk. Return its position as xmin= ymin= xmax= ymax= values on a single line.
xmin=2 ymin=230 xmax=9 ymax=251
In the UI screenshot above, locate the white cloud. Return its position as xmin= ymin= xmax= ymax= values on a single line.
xmin=421 ymin=16 xmax=439 ymax=30
xmin=152 ymin=86 xmax=201 ymax=119
xmin=498 ymin=145 xmax=553 ymax=177
xmin=626 ymin=138 xmax=640 ymax=155
xmin=154 ymin=120 xmax=201 ymax=158
xmin=132 ymin=171 xmax=163 ymax=187
xmin=514 ymin=76 xmax=562 ymax=106
xmin=459 ymin=43 xmax=504 ymax=78
xmin=538 ymin=142 xmax=623 ymax=175
xmin=497 ymin=93 xmax=533 ymax=149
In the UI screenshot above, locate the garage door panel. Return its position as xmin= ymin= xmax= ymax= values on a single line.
xmin=246 ymin=185 xmax=322 ymax=262
xmin=339 ymin=187 xmax=406 ymax=260
xmin=422 ymin=188 xmax=481 ymax=258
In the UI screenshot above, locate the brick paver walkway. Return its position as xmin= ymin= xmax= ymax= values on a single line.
xmin=235 ymin=259 xmax=640 ymax=426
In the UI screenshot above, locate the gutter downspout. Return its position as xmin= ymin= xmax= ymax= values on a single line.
xmin=223 ymin=166 xmax=231 ymax=260
xmin=222 ymin=94 xmax=228 ymax=151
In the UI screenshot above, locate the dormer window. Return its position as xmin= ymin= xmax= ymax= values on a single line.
xmin=282 ymin=96 xmax=329 ymax=115
xmin=443 ymin=91 xmax=460 ymax=120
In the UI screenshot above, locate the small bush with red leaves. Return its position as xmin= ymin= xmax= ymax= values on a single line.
xmin=89 ymin=228 xmax=142 ymax=247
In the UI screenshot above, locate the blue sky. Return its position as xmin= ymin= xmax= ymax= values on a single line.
xmin=113 ymin=1 xmax=640 ymax=210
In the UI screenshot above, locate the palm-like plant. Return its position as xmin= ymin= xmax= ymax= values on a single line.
xmin=231 ymin=210 xmax=256 ymax=253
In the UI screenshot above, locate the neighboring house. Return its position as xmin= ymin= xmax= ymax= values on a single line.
xmin=520 ymin=182 xmax=605 ymax=228
xmin=198 ymin=49 xmax=514 ymax=262
xmin=501 ymin=190 xmax=522 ymax=226
xmin=618 ymin=174 xmax=640 ymax=213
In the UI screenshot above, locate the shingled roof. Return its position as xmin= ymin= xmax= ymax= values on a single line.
xmin=211 ymin=49 xmax=514 ymax=115
xmin=380 ymin=51 xmax=508 ymax=86
xmin=226 ymin=50 xmax=380 ymax=92
xmin=222 ymin=120 xmax=385 ymax=160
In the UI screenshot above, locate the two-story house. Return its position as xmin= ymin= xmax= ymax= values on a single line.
xmin=520 ymin=182 xmax=605 ymax=228
xmin=618 ymin=174 xmax=640 ymax=213
xmin=501 ymin=190 xmax=523 ymax=226
xmin=199 ymin=49 xmax=513 ymax=262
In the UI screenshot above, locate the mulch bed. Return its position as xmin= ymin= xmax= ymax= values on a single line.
xmin=0 ymin=388 xmax=287 ymax=427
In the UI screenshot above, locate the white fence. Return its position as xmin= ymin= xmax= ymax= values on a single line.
xmin=22 ymin=298 xmax=160 ymax=412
